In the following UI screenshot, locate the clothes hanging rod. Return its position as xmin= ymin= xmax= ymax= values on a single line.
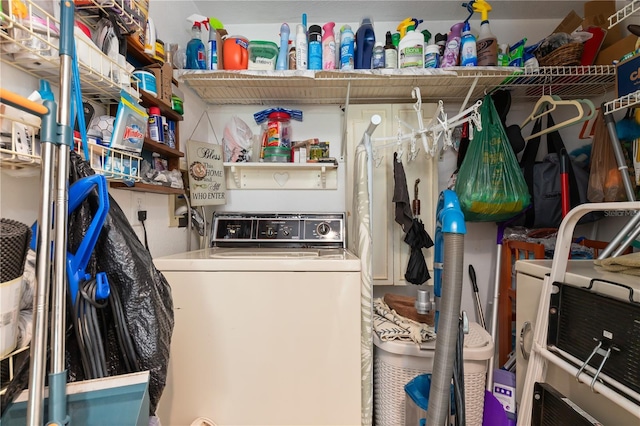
xmin=364 ymin=114 xmax=382 ymax=139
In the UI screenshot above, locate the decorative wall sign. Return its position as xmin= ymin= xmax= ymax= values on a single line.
xmin=186 ymin=140 xmax=226 ymax=206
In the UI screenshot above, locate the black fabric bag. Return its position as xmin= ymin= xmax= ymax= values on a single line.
xmin=519 ymin=113 xmax=602 ymax=228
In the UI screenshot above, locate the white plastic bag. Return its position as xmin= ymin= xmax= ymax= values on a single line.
xmin=222 ymin=116 xmax=254 ymax=162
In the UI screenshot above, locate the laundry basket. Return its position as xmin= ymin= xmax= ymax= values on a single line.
xmin=373 ymin=322 xmax=493 ymax=426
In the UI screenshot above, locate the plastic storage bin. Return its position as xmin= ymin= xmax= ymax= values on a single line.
xmin=373 ymin=321 xmax=493 ymax=426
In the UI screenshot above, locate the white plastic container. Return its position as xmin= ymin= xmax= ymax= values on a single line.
xmin=373 ymin=321 xmax=493 ymax=426
xmin=0 ymin=276 xmax=23 ymax=358
xmin=398 ymin=25 xmax=423 ymax=68
xmin=133 ymin=70 xmax=157 ymax=97
xmin=12 ymin=15 xmax=60 ymax=69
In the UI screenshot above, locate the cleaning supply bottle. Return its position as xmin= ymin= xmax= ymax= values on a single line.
xmin=435 ymin=33 xmax=447 ymax=57
xmin=397 ymin=19 xmax=424 ymax=69
xmin=424 ymin=44 xmax=440 ymax=68
xmin=322 ymin=22 xmax=336 ymax=70
xmin=421 ymin=29 xmax=432 ymax=67
xmin=372 ymin=41 xmax=385 ymax=68
xmin=340 ymin=24 xmax=354 ymax=70
xmin=288 ymin=35 xmax=296 ymax=69
xmin=355 ymin=17 xmax=375 ymax=69
xmin=308 ymin=24 xmax=322 ymax=70
xmin=295 ymin=24 xmax=308 ymax=70
xmin=460 ymin=22 xmax=477 ymax=66
xmin=441 ymin=22 xmax=463 ymax=68
xmin=186 ymin=21 xmax=206 ymax=69
xmin=384 ymin=31 xmax=397 ymax=69
xmin=474 ymin=0 xmax=498 ymax=66
xmin=276 ymin=23 xmax=290 ymax=70
xmin=144 ymin=17 xmax=156 ymax=57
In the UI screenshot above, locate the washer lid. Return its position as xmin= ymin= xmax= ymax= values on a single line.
xmin=154 ymin=247 xmax=361 ymax=272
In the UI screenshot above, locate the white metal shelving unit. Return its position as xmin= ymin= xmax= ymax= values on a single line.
xmin=178 ymin=65 xmax=616 ymax=190
xmin=178 ymin=65 xmax=616 ymax=106
xmin=0 ymin=0 xmax=145 ymax=181
xmin=0 ymin=0 xmax=137 ymax=103
xmin=604 ymin=0 xmax=640 ymax=115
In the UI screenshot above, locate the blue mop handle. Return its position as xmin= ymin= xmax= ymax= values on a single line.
xmin=71 ymin=34 xmax=91 ymax=160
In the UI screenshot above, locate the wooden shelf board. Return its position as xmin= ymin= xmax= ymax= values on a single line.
xmin=143 ymin=138 xmax=184 ymax=158
xmin=110 ymin=181 xmax=184 ymax=194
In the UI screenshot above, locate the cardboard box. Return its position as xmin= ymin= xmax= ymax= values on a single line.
xmin=583 ymin=1 xmax=622 ymax=49
xmin=595 ymin=34 xmax=637 ymax=65
xmin=553 ymin=10 xmax=583 ymax=34
xmin=215 ymin=29 xmax=228 ymax=70
xmin=553 ymin=1 xmax=625 ymax=64
xmin=145 ymin=62 xmax=172 ymax=103
xmin=616 ymin=54 xmax=640 ymax=98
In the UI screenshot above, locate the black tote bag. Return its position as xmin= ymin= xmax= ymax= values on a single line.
xmin=519 ymin=113 xmax=602 ymax=228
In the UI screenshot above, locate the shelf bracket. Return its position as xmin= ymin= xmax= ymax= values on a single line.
xmin=229 ymin=165 xmax=241 ymax=188
xmin=459 ymin=75 xmax=480 ymax=113
xmin=341 ymin=80 xmax=352 ymax=161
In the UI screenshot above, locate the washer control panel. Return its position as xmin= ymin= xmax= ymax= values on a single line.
xmin=212 ymin=213 xmax=345 ymax=248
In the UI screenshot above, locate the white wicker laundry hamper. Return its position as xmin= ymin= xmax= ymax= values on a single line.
xmin=373 ymin=322 xmax=493 ymax=426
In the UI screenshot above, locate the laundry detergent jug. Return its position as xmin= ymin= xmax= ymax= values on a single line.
xmin=223 ymin=36 xmax=249 ymax=70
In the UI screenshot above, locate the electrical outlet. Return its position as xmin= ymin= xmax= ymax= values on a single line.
xmin=131 ymin=193 xmax=146 ymax=225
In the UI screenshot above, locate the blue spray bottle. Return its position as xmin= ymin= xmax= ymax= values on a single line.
xmin=276 ymin=23 xmax=290 ymax=70
xmin=186 ymin=20 xmax=206 ymax=69
xmin=460 ymin=2 xmax=478 ymax=66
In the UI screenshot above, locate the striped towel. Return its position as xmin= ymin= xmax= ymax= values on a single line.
xmin=373 ymin=297 xmax=436 ymax=343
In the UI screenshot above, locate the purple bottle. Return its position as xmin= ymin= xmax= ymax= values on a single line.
xmin=441 ymin=22 xmax=464 ymax=68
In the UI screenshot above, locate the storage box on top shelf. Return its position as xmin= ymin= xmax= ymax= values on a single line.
xmin=553 ymin=1 xmax=626 ymax=65
xmin=615 ymin=53 xmax=640 ymax=98
xmin=595 ymin=35 xmax=638 ymax=65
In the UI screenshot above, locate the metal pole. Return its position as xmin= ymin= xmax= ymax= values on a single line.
xmin=486 ymin=242 xmax=502 ymax=391
xmin=597 ymin=207 xmax=640 ymax=259
xmin=49 ymin=1 xmax=75 ymax=423
xmin=26 ymin=115 xmax=56 ymax=426
xmin=603 ymin=112 xmax=636 ymax=202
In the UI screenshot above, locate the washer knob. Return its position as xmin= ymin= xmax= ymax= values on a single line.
xmin=316 ymin=222 xmax=331 ymax=236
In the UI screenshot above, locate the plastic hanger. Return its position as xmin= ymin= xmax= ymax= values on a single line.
xmin=522 ymin=96 xmax=593 ymax=141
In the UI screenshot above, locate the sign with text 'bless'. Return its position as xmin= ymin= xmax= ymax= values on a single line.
xmin=186 ymin=140 xmax=226 ymax=206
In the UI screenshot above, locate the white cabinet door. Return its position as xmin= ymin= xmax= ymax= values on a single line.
xmin=346 ymin=103 xmax=438 ymax=286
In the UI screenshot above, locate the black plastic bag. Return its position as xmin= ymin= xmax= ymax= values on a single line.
xmin=1 ymin=153 xmax=174 ymax=417
xmin=67 ymin=152 xmax=174 ymax=415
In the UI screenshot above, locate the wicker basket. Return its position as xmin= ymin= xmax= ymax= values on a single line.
xmin=373 ymin=322 xmax=493 ymax=426
xmin=536 ymin=42 xmax=584 ymax=67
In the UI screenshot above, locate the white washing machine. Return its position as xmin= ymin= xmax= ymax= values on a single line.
xmin=154 ymin=212 xmax=362 ymax=426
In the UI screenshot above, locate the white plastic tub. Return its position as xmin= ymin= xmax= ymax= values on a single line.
xmin=0 ymin=276 xmax=23 ymax=358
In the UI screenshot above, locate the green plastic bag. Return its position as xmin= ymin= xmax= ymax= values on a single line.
xmin=455 ymin=94 xmax=530 ymax=222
